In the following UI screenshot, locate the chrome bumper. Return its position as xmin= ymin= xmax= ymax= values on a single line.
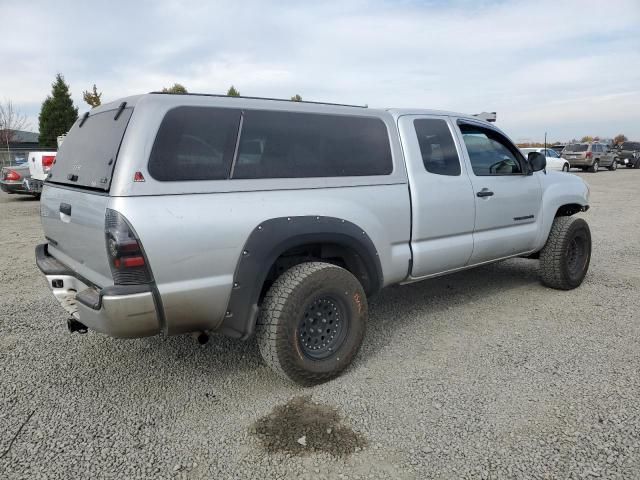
xmin=35 ymin=244 xmax=161 ymax=338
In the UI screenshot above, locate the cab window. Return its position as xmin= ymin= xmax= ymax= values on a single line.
xmin=413 ymin=118 xmax=461 ymax=176
xmin=458 ymin=123 xmax=524 ymax=176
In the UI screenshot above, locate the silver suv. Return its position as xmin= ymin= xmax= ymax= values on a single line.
xmin=562 ymin=142 xmax=617 ymax=172
xmin=36 ymin=93 xmax=591 ymax=384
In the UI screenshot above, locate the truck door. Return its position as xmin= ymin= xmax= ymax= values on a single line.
xmin=398 ymin=115 xmax=476 ymax=277
xmin=454 ymin=120 xmax=542 ymax=264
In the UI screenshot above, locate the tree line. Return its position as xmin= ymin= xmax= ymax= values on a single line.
xmin=1 ymin=73 xmax=631 ymax=150
xmin=1 ymin=74 xmax=305 ymax=149
xmin=518 ymin=134 xmax=629 ymax=149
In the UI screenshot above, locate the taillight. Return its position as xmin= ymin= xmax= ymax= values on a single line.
xmin=5 ymin=170 xmax=21 ymax=181
xmin=42 ymin=155 xmax=56 ymax=172
xmin=105 ymin=209 xmax=153 ymax=285
xmin=586 ymin=152 xmax=592 ymax=159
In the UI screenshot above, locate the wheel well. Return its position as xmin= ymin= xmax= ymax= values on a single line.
xmin=556 ymin=203 xmax=587 ymax=217
xmin=260 ymin=242 xmax=377 ymax=301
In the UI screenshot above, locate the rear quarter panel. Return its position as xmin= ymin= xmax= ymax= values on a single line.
xmin=111 ymin=185 xmax=411 ymax=335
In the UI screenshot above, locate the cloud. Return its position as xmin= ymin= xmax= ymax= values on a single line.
xmin=1 ymin=0 xmax=639 ymax=140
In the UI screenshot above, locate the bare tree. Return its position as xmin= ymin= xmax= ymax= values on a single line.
xmin=0 ymin=100 xmax=30 ymax=167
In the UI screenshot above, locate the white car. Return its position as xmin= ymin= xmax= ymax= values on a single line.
xmin=24 ymin=151 xmax=57 ymax=195
xmin=520 ymin=148 xmax=570 ymax=172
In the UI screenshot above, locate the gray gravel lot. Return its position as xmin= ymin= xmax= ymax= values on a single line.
xmin=1 ymin=171 xmax=639 ymax=479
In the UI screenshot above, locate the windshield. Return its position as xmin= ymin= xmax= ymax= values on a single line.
xmin=564 ymin=144 xmax=588 ymax=152
xmin=621 ymin=142 xmax=640 ymax=150
xmin=47 ymin=106 xmax=133 ymax=191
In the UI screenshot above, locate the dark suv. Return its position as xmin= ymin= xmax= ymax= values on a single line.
xmin=615 ymin=142 xmax=640 ymax=169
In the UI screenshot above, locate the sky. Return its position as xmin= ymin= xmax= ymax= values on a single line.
xmin=2 ymin=0 xmax=639 ymax=143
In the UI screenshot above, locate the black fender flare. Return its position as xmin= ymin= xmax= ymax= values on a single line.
xmin=220 ymin=216 xmax=383 ymax=339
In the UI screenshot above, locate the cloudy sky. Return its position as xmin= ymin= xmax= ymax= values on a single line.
xmin=2 ymin=0 xmax=639 ymax=142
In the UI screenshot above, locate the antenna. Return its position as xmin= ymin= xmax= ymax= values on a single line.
xmin=544 ymin=131 xmax=547 ymax=153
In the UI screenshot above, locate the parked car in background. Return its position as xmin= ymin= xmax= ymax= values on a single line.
xmin=561 ymin=142 xmax=617 ymax=172
xmin=551 ymin=144 xmax=566 ymax=154
xmin=520 ymin=148 xmax=570 ymax=172
xmin=24 ymin=151 xmax=57 ymax=195
xmin=1 ymin=164 xmax=34 ymax=195
xmin=614 ymin=141 xmax=640 ymax=169
xmin=35 ymin=93 xmax=591 ymax=385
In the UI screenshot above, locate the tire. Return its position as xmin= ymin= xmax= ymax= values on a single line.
xmin=539 ymin=216 xmax=591 ymax=290
xmin=634 ymin=160 xmax=640 ymax=169
xmin=256 ymin=261 xmax=367 ymax=385
xmin=562 ymin=163 xmax=570 ymax=172
xmin=589 ymin=160 xmax=599 ymax=173
xmin=608 ymin=160 xmax=617 ymax=171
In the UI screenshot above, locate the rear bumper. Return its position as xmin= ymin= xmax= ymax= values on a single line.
xmin=564 ymin=158 xmax=590 ymax=167
xmin=0 ymin=179 xmax=32 ymax=194
xmin=35 ymin=244 xmax=161 ymax=338
xmin=23 ymin=178 xmax=43 ymax=194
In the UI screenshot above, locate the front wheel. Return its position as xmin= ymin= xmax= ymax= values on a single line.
xmin=539 ymin=216 xmax=591 ymax=290
xmin=256 ymin=262 xmax=367 ymax=385
xmin=562 ymin=163 xmax=570 ymax=172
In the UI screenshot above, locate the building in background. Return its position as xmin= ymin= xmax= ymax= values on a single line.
xmin=0 ymin=130 xmax=52 ymax=167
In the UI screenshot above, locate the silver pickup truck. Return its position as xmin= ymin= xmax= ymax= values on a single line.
xmin=36 ymin=93 xmax=591 ymax=385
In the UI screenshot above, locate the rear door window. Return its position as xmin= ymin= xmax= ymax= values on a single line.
xmin=565 ymin=144 xmax=589 ymax=152
xmin=232 ymin=110 xmax=392 ymax=179
xmin=48 ymin=107 xmax=133 ymax=190
xmin=148 ymin=107 xmax=241 ymax=181
xmin=413 ymin=119 xmax=461 ymax=176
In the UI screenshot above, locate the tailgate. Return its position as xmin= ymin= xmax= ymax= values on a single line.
xmin=41 ymin=185 xmax=112 ymax=288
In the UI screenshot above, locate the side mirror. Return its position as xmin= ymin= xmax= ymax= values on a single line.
xmin=528 ymin=152 xmax=546 ymax=173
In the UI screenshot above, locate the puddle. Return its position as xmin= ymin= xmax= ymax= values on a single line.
xmin=250 ymin=395 xmax=367 ymax=457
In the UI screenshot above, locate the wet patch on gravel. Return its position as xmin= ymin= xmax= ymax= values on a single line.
xmin=250 ymin=395 xmax=367 ymax=457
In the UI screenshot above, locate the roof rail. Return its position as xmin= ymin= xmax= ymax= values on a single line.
xmin=148 ymin=91 xmax=368 ymax=109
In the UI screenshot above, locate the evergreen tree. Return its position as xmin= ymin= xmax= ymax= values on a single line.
xmin=38 ymin=74 xmax=78 ymax=147
xmin=227 ymin=86 xmax=240 ymax=97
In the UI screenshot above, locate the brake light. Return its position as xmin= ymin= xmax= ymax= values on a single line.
xmin=42 ymin=155 xmax=56 ymax=172
xmin=105 ymin=209 xmax=153 ymax=285
xmin=5 ymin=170 xmax=21 ymax=181
xmin=586 ymin=152 xmax=592 ymax=159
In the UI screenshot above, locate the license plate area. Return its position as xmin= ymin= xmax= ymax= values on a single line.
xmin=47 ymin=275 xmax=90 ymax=319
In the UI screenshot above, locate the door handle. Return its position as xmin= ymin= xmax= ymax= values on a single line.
xmin=59 ymin=203 xmax=72 ymax=216
xmin=476 ymin=189 xmax=494 ymax=198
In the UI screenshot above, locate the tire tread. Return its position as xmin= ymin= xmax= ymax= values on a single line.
xmin=256 ymin=262 xmax=364 ymax=385
xmin=539 ymin=216 xmax=590 ymax=290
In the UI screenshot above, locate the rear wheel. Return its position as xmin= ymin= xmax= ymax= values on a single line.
xmin=256 ymin=262 xmax=367 ymax=385
xmin=539 ymin=216 xmax=591 ymax=290
xmin=589 ymin=160 xmax=599 ymax=173
xmin=608 ymin=160 xmax=617 ymax=171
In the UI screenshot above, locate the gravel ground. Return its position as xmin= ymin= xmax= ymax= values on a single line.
xmin=1 ymin=170 xmax=639 ymax=479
